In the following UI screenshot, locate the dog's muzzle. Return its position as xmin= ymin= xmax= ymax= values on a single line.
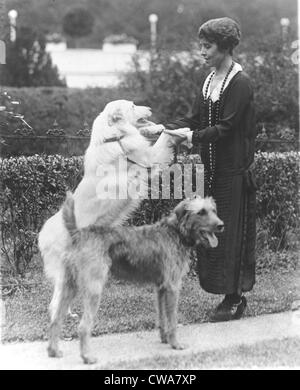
xmin=202 ymin=231 xmax=218 ymax=248
xmin=196 ymin=222 xmax=224 ymax=249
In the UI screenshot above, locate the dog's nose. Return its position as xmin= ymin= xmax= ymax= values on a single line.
xmin=217 ymin=223 xmax=224 ymax=232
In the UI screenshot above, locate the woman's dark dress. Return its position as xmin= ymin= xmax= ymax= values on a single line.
xmin=167 ymin=71 xmax=257 ymax=295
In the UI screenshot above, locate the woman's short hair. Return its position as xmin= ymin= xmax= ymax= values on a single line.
xmin=198 ymin=17 xmax=241 ymax=54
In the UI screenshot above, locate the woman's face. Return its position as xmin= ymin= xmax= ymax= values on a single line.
xmin=198 ymin=37 xmax=226 ymax=68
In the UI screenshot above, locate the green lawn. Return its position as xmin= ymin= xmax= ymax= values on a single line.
xmin=1 ymin=261 xmax=299 ymax=343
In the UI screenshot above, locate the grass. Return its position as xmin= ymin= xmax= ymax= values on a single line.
xmin=1 ymin=255 xmax=299 ymax=343
xmin=99 ymin=337 xmax=300 ymax=369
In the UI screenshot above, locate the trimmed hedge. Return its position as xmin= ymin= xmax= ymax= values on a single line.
xmin=0 ymin=152 xmax=299 ymax=275
xmin=0 ymin=154 xmax=83 ymax=274
xmin=255 ymin=151 xmax=299 ymax=251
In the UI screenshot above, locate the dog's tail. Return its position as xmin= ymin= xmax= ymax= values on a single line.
xmin=62 ymin=191 xmax=78 ymax=241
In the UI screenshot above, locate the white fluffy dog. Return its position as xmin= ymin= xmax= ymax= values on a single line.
xmin=38 ymin=100 xmax=191 ymax=320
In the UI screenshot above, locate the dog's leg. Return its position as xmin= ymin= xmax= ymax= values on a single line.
xmin=78 ymin=272 xmax=107 ymax=365
xmin=157 ymin=287 xmax=168 ymax=344
xmin=79 ymin=291 xmax=101 ymax=364
xmin=165 ymin=287 xmax=184 ymax=350
xmin=47 ymin=280 xmax=64 ymax=358
xmin=48 ymin=276 xmax=76 ymax=358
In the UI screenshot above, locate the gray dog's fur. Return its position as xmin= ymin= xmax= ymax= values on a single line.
xmin=47 ymin=192 xmax=224 ymax=364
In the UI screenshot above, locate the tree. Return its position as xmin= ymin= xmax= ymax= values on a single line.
xmin=62 ymin=7 xmax=94 ymax=47
xmin=0 ymin=26 xmax=66 ymax=87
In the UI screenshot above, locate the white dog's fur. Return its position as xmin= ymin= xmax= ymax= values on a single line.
xmin=38 ymin=100 xmax=191 ymax=319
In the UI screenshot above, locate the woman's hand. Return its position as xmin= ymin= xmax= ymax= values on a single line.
xmin=164 ymin=127 xmax=193 ymax=148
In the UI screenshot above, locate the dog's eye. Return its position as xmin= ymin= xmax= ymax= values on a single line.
xmin=198 ymin=209 xmax=207 ymax=216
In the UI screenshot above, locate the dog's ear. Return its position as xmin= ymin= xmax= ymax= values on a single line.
xmin=175 ymin=201 xmax=196 ymax=246
xmin=208 ymin=196 xmax=217 ymax=209
xmin=108 ymin=108 xmax=123 ymax=126
xmin=174 ymin=199 xmax=189 ymax=221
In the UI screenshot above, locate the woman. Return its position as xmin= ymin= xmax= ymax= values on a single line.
xmin=166 ymin=17 xmax=257 ymax=322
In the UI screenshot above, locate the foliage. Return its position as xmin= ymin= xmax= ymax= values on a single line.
xmin=1 ymin=28 xmax=298 ymax=148
xmin=239 ymin=34 xmax=299 ymax=137
xmin=255 ymin=151 xmax=299 ymax=251
xmin=121 ymin=49 xmax=205 ymax=123
xmin=6 ymin=0 xmax=297 ymax=49
xmin=255 ymin=249 xmax=299 ymax=274
xmin=0 ymin=87 xmax=142 ymax=157
xmin=62 ymin=7 xmax=94 ymax=39
xmin=0 ymin=87 xmax=136 ymax=137
xmin=0 ymin=154 xmax=83 ymax=275
xmin=0 ymin=26 xmax=66 ymax=87
xmin=121 ymin=33 xmax=299 ymax=140
xmin=0 ymin=152 xmax=298 ymax=276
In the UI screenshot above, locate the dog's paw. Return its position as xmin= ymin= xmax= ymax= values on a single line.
xmin=82 ymin=354 xmax=98 ymax=365
xmin=160 ymin=335 xmax=168 ymax=344
xmin=139 ymin=124 xmax=164 ymax=137
xmin=47 ymin=346 xmax=63 ymax=358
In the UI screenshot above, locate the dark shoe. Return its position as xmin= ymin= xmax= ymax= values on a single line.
xmin=210 ymin=296 xmax=247 ymax=323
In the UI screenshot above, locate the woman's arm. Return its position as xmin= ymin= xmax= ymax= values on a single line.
xmin=192 ymin=75 xmax=253 ymax=145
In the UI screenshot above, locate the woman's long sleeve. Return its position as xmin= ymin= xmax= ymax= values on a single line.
xmin=192 ymin=76 xmax=252 ymax=145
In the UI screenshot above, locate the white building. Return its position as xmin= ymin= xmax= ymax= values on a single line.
xmin=46 ymin=43 xmax=145 ymax=88
xmin=46 ymin=43 xmax=199 ymax=89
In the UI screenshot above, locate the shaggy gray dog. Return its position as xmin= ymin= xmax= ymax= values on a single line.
xmin=47 ymin=192 xmax=223 ymax=364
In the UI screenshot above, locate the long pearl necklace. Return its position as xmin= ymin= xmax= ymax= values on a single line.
xmin=204 ymin=62 xmax=234 ymax=193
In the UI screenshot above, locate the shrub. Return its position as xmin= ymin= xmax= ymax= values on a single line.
xmin=120 ymin=49 xmax=205 ymax=123
xmin=1 ymin=33 xmax=298 ymax=156
xmin=240 ymin=34 xmax=299 ymax=137
xmin=0 ymin=151 xmax=298 ymax=276
xmin=255 ymin=151 xmax=299 ymax=251
xmin=121 ymin=34 xmax=299 ymax=139
xmin=0 ymin=26 xmax=66 ymax=87
xmin=0 ymin=154 xmax=83 ymax=275
xmin=0 ymin=87 xmax=138 ymax=136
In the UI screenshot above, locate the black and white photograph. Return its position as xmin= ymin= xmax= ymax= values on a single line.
xmin=0 ymin=0 xmax=299 ymax=372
